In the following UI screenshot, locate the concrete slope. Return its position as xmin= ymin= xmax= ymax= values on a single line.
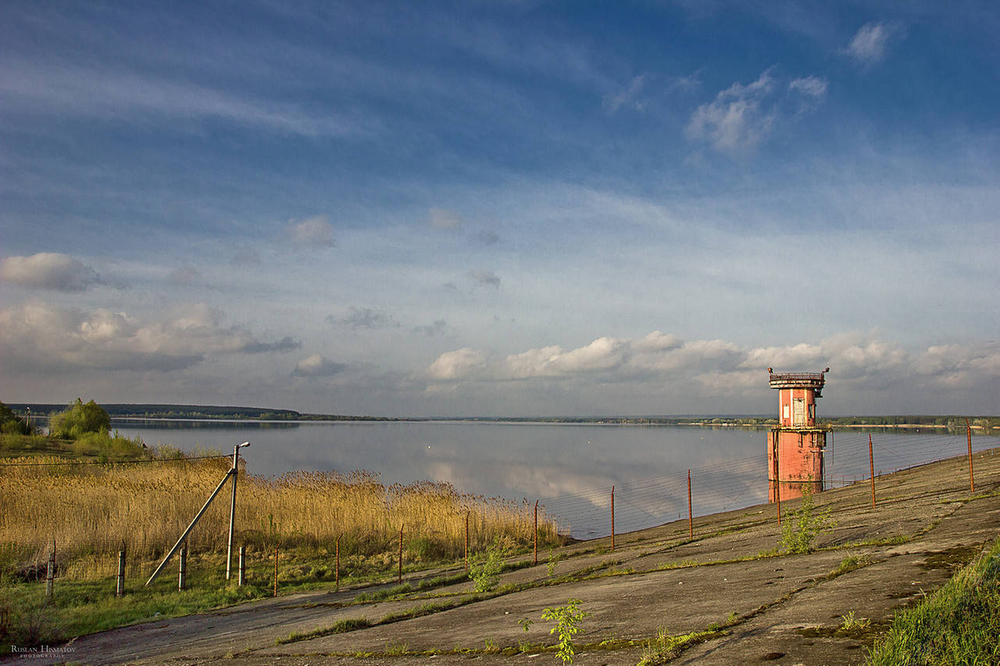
xmin=13 ymin=448 xmax=1000 ymax=666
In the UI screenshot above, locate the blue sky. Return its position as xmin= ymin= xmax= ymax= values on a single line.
xmin=1 ymin=1 xmax=998 ymax=416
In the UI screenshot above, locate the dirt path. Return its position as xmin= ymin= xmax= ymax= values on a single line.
xmin=10 ymin=448 xmax=1000 ymax=666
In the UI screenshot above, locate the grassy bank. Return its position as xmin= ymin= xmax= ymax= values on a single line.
xmin=865 ymin=535 xmax=1000 ymax=664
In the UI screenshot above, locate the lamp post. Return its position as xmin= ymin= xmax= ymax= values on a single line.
xmin=226 ymin=442 xmax=250 ymax=581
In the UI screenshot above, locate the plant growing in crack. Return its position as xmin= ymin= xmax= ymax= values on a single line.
xmin=468 ymin=538 xmax=510 ymax=592
xmin=779 ymin=486 xmax=834 ymax=554
xmin=542 ymin=598 xmax=589 ymax=664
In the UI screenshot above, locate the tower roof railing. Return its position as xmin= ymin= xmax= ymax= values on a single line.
xmin=768 ymin=370 xmax=827 ymax=395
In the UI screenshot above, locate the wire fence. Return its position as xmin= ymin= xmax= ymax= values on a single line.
xmin=538 ymin=429 xmax=995 ymax=539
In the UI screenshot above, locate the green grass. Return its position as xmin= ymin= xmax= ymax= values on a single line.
xmin=275 ymin=617 xmax=370 ymax=645
xmin=865 ymin=536 xmax=1000 ymax=665
xmin=0 ymin=548 xmax=460 ymax=655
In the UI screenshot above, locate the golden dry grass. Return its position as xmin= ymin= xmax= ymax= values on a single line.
xmin=0 ymin=456 xmax=560 ymax=580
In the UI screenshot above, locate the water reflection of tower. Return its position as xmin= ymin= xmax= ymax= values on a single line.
xmin=767 ymin=368 xmax=830 ymax=501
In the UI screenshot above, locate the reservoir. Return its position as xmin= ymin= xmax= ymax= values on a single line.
xmin=111 ymin=419 xmax=988 ymax=538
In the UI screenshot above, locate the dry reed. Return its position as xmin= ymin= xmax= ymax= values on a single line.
xmin=0 ymin=456 xmax=560 ymax=580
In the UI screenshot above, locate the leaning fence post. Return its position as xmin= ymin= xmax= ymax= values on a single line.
xmin=687 ymin=470 xmax=693 ymax=539
xmin=610 ymin=486 xmax=615 ymax=553
xmin=465 ymin=512 xmax=470 ymax=572
xmin=45 ymin=541 xmax=56 ymax=602
xmin=116 ymin=544 xmax=126 ymax=598
xmin=869 ymin=435 xmax=876 ymax=509
xmin=966 ymin=419 xmax=975 ymax=493
xmin=335 ymin=536 xmax=340 ymax=592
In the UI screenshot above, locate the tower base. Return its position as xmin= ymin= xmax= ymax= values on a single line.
xmin=768 ymin=428 xmax=827 ymax=501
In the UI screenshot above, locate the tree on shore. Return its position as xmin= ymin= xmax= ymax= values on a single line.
xmin=49 ymin=399 xmax=111 ymax=439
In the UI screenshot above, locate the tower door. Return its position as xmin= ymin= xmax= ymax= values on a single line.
xmin=792 ymin=398 xmax=806 ymax=426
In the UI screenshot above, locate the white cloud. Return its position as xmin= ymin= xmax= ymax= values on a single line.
xmin=1 ymin=61 xmax=363 ymax=138
xmin=428 ymin=208 xmax=463 ymax=230
xmin=292 ymin=354 xmax=347 ymax=377
xmin=422 ymin=331 xmax=1000 ymax=411
xmin=427 ymin=347 xmax=488 ymax=380
xmin=288 ymin=215 xmax=335 ymax=248
xmin=0 ymin=301 xmax=299 ymax=372
xmin=686 ymin=69 xmax=778 ymax=151
xmin=788 ymin=76 xmax=828 ymax=99
xmin=841 ymin=22 xmax=895 ymax=65
xmin=1 ymin=253 xmax=104 ymax=292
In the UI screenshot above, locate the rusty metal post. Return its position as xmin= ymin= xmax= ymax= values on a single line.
xmin=398 ymin=525 xmax=403 ymax=585
xmin=869 ymin=435 xmax=876 ymax=509
xmin=967 ymin=419 xmax=975 ymax=493
xmin=273 ymin=546 xmax=278 ymax=597
xmin=178 ymin=546 xmax=187 ymax=591
xmin=687 ymin=470 xmax=693 ymax=539
xmin=610 ymin=486 xmax=615 ymax=552
xmin=238 ymin=546 xmax=245 ymax=587
xmin=465 ymin=511 xmax=470 ymax=572
xmin=116 ymin=546 xmax=126 ymax=597
xmin=775 ymin=452 xmax=781 ymax=526
xmin=533 ymin=500 xmax=539 ymax=565
xmin=335 ymin=536 xmax=340 ymax=592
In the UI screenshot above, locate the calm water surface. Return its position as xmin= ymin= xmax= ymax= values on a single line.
xmin=111 ymin=420 xmax=988 ymax=537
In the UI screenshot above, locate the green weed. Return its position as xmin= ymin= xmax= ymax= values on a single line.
xmin=542 ymin=598 xmax=589 ymax=664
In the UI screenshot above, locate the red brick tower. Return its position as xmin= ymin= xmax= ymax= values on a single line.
xmin=768 ymin=368 xmax=829 ymax=501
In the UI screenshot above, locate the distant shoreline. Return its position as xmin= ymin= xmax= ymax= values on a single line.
xmin=9 ymin=403 xmax=998 ymax=432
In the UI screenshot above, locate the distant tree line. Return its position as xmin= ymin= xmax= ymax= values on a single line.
xmin=7 ymin=403 xmax=409 ymax=422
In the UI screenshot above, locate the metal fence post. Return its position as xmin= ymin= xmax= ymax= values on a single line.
xmin=273 ymin=546 xmax=279 ymax=597
xmin=967 ymin=419 xmax=975 ymax=493
xmin=178 ymin=546 xmax=187 ymax=591
xmin=610 ymin=486 xmax=615 ymax=552
xmin=116 ymin=545 xmax=126 ymax=598
xmin=238 ymin=546 xmax=246 ymax=587
xmin=398 ymin=525 xmax=404 ymax=585
xmin=45 ymin=542 xmax=55 ymax=602
xmin=533 ymin=500 xmax=539 ymax=565
xmin=869 ymin=435 xmax=876 ymax=509
xmin=687 ymin=470 xmax=693 ymax=539
xmin=335 ymin=537 xmax=340 ymax=592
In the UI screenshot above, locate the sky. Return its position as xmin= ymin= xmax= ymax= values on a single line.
xmin=1 ymin=1 xmax=998 ymax=417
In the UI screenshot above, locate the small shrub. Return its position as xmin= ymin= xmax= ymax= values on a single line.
xmin=779 ymin=490 xmax=833 ymax=554
xmin=469 ymin=539 xmax=510 ymax=593
xmin=542 ymin=598 xmax=589 ymax=664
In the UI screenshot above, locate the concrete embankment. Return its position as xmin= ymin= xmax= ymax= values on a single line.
xmin=16 ymin=447 xmax=1000 ymax=665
